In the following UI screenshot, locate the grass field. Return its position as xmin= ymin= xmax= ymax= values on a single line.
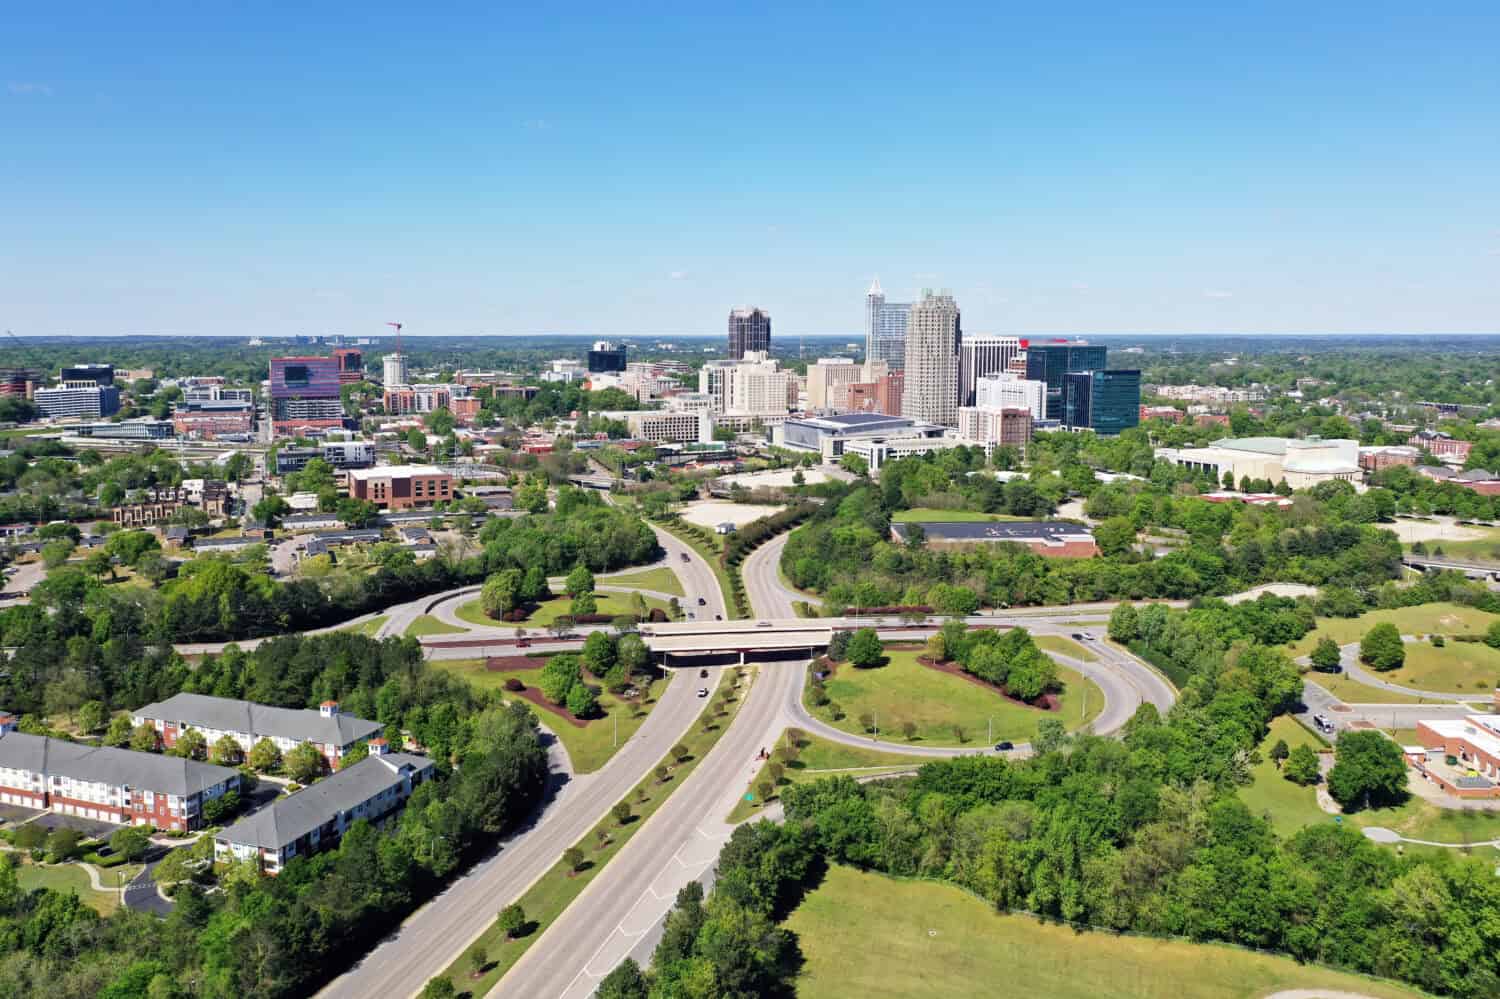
xmin=1238 ymin=715 xmax=1331 ymax=837
xmin=598 ymin=565 xmax=684 ymax=596
xmin=785 ymin=866 xmax=1427 ymax=999
xmin=340 ymin=614 xmax=388 ymax=636
xmin=1405 ymin=525 xmax=1500 ymax=563
xmin=809 ymin=649 xmax=1104 ymax=746
xmin=891 ymin=508 xmax=1031 ymax=522
xmin=14 ymin=861 xmax=139 ymax=916
xmin=453 ymin=592 xmax=669 ymax=630
xmin=1361 ymin=639 xmax=1500 ymax=694
xmin=1304 ymin=673 xmax=1460 ymax=706
xmin=428 ymin=658 xmax=670 ymax=774
xmin=405 ymin=614 xmax=468 ymax=637
xmin=1033 ymin=634 xmax=1097 ymax=662
xmin=1286 ymin=602 xmax=1500 ymax=657
xmin=727 ymin=731 xmax=932 ymax=823
xmin=436 ymin=669 xmax=746 ymax=997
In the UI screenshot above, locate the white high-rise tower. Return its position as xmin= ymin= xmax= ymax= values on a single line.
xmin=900 ymin=289 xmax=961 ymax=426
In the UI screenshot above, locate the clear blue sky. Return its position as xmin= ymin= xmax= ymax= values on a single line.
xmin=3 ymin=2 xmax=1497 ymax=337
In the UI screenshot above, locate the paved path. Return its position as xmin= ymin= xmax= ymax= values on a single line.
xmin=1297 ymin=643 xmax=1479 ymax=703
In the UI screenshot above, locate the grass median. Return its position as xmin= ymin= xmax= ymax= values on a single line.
xmin=598 ymin=565 xmax=685 ymax=596
xmin=726 ymin=729 xmax=932 ymax=823
xmin=435 ymin=666 xmax=754 ymax=998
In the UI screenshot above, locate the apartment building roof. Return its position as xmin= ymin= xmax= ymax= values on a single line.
xmin=134 ymin=693 xmax=383 ymax=748
xmin=891 ymin=520 xmax=1095 ymax=545
xmin=215 ymin=753 xmax=433 ymax=851
xmin=0 ymin=731 xmax=239 ymax=796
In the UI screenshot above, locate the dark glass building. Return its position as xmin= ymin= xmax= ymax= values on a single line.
xmin=587 ymin=340 xmax=628 ymax=373
xmin=1023 ymin=343 xmax=1107 ymax=420
xmin=727 ymin=307 xmax=771 ymax=359
xmin=1062 ymin=369 xmax=1141 ymax=435
xmin=61 ymin=363 xmax=115 ymax=387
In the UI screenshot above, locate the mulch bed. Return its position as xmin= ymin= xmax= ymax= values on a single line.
xmin=484 ymin=655 xmax=550 ymax=671
xmin=506 ymin=684 xmax=590 ymax=727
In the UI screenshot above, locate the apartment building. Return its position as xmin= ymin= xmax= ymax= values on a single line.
xmin=956 ymin=407 xmax=1033 ymax=453
xmin=214 ymin=744 xmax=434 ymax=873
xmin=346 ymin=464 xmax=454 ymax=510
xmin=132 ymin=693 xmax=384 ymax=768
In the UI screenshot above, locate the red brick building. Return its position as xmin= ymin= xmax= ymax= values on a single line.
xmin=346 ymin=464 xmax=454 ymax=510
xmin=1140 ymin=405 xmax=1184 ymax=423
xmin=1410 ymin=715 xmax=1500 ymax=799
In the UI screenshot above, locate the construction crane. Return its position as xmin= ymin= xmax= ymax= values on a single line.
xmin=385 ymin=321 xmax=403 ymax=355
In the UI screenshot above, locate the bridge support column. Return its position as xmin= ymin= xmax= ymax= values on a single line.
xmin=739 ymin=650 xmax=745 ymax=665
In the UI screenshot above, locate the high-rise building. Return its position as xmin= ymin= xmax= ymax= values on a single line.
xmin=958 ymin=336 xmax=1022 ymax=406
xmin=382 ymin=352 xmax=409 ymax=388
xmin=864 ymin=279 xmax=911 ymax=372
xmin=727 ymin=308 xmax=771 ymax=360
xmin=332 ymin=348 xmax=364 ymax=385
xmin=269 ymin=356 xmax=344 ymax=433
xmin=723 ymin=351 xmax=796 ymax=415
xmin=900 ymin=289 xmax=961 ymax=426
xmin=588 ymin=340 xmax=629 ymax=373
xmin=1062 ymin=370 xmax=1141 ymax=435
xmin=33 ymin=385 xmax=120 ymax=419
xmin=60 ymin=363 xmax=115 ymax=387
xmin=1023 ymin=342 xmax=1109 ymax=421
xmin=957 ymin=406 xmax=1034 ymax=453
xmin=806 ymin=357 xmax=863 ymax=410
xmin=975 ymin=373 xmax=1046 ymax=419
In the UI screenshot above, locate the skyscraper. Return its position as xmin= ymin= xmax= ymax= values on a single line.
xmin=865 ymin=278 xmax=911 ymax=371
xmin=900 ymin=289 xmax=961 ymax=426
xmin=382 ymin=351 xmax=409 ymax=388
xmin=1023 ymin=342 xmax=1108 ymax=421
xmin=958 ymin=335 xmax=1023 ymax=406
xmin=727 ymin=307 xmax=771 ymax=360
xmin=1062 ymin=370 xmax=1142 ymax=435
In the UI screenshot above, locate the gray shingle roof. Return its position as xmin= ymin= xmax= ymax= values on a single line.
xmin=134 ymin=693 xmax=383 ymax=748
xmin=0 ymin=731 xmax=240 ymax=796
xmin=215 ymin=753 xmax=433 ymax=850
xmin=891 ymin=520 xmax=1095 ymax=543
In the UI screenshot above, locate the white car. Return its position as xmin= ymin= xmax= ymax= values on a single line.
xmin=697 ymin=687 xmax=709 ymax=698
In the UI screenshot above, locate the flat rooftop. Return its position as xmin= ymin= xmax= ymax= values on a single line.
xmin=891 ymin=521 xmax=1094 ymax=544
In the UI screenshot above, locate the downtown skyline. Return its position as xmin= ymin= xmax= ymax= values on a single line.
xmin=3 ymin=2 xmax=1498 ymax=338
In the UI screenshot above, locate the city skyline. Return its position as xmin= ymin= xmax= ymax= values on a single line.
xmin=3 ymin=3 xmax=1498 ymax=337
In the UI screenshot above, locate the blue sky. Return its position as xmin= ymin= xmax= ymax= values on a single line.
xmin=3 ymin=2 xmax=1497 ymax=336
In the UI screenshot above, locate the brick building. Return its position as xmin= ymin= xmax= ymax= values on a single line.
xmin=111 ymin=484 xmax=229 ymax=528
xmin=0 ymin=729 xmax=240 ymax=831
xmin=132 ymin=693 xmax=383 ymax=768
xmin=1410 ymin=714 xmax=1500 ymax=798
xmin=346 ymin=465 xmax=454 ymax=510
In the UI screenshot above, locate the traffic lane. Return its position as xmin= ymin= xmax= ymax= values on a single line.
xmin=494 ymin=661 xmax=794 ymax=999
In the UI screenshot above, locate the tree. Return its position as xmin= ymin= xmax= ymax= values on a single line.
xmin=248 ymin=737 xmax=282 ymax=772
xmin=1485 ymin=620 xmax=1500 ymax=651
xmin=596 ymin=958 xmax=649 ymax=999
xmin=210 ymin=734 xmax=242 ymax=765
xmin=565 ymin=564 xmax=596 ymax=597
xmin=1033 ymin=718 xmax=1068 ymax=755
xmin=1094 ymin=516 xmax=1136 ymax=557
xmin=13 ymin=822 xmax=47 ymax=853
xmin=419 ymin=979 xmax=456 ymax=999
xmin=109 ymin=825 xmax=152 ymax=862
xmin=481 ymin=569 xmax=523 ymax=619
xmin=1270 ymin=738 xmax=1290 ymax=767
xmin=335 ymin=497 xmax=380 ymax=528
xmin=672 ymin=743 xmax=689 ymax=763
xmin=841 ymin=452 xmax=869 ymax=476
xmin=846 ymin=628 xmax=885 ymax=668
xmin=1284 ymin=743 xmax=1321 ymax=785
xmin=566 ymin=682 xmax=599 ymax=719
xmin=84 ymin=547 xmax=115 ymax=581
xmin=286 ymin=741 xmax=326 ymax=784
xmin=1326 ymin=730 xmax=1408 ymax=809
xmin=154 ymin=847 xmax=196 ymax=889
xmin=612 ymin=800 xmax=632 ymax=825
xmin=47 ymin=827 xmax=84 ymax=862
xmin=570 ymin=591 xmax=597 ymax=616
xmin=251 ymin=494 xmax=290 ymax=528
xmin=130 ymin=723 xmax=159 ymax=753
xmin=827 ymin=630 xmax=852 ymax=661
xmin=467 ymin=946 xmax=488 ymax=978
xmin=564 ymin=846 xmax=585 ymax=872
xmin=581 ymin=631 xmax=617 ymax=675
xmin=1359 ymin=622 xmax=1406 ymax=672
xmin=406 ymin=428 xmax=428 ymax=451
xmin=41 ymin=538 xmax=76 ymax=569
xmin=1310 ymin=636 xmax=1343 ymax=672
xmin=77 ymin=700 xmax=108 ymax=734
xmin=498 ymin=902 xmax=527 ymax=939
xmin=105 ymin=714 xmax=134 ymax=747
xmin=171 ymin=729 xmax=207 ymax=760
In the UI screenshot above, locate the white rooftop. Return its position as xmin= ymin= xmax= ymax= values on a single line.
xmin=346 ymin=464 xmax=446 ymax=481
xmin=1421 ymin=715 xmax=1500 ymax=759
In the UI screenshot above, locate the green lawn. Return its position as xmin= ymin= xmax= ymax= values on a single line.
xmin=809 ymin=648 xmax=1104 ymax=746
xmin=1286 ymin=602 xmax=1500 ymax=657
xmin=785 ymin=866 xmax=1427 ymax=999
xmin=1238 ymin=715 xmax=1332 ymax=837
xmin=405 ymin=614 xmax=469 ymax=637
xmin=14 ymin=861 xmax=140 ymax=916
xmin=598 ymin=565 xmax=684 ymax=596
xmin=1304 ymin=673 xmax=1464 ymax=706
xmin=341 ymin=614 xmax=388 ymax=636
xmin=453 ymin=592 xmax=669 ymax=630
xmin=428 ymin=658 xmax=670 ymax=774
xmin=1362 ymin=639 xmax=1500 ymax=694
xmin=892 ymin=508 xmax=1031 ymax=522
xmin=1033 ymin=634 xmax=1097 ymax=662
xmin=727 ymin=730 xmax=932 ymax=823
xmin=436 ymin=668 xmax=747 ymax=997
xmin=1406 ymin=525 xmax=1500 ymax=563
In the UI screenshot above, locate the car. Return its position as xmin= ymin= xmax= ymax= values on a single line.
xmin=1071 ymin=632 xmax=1085 ymax=640
xmin=714 ymin=614 xmax=723 ymax=620
xmin=994 ymin=741 xmax=1014 ymax=752
xmin=515 ymin=638 xmax=531 ymax=648
xmin=756 ymin=620 xmax=773 ymax=628
xmin=697 ymin=687 xmax=709 ymax=697
xmin=699 ymin=668 xmax=709 ymax=678
xmin=697 ymin=597 xmax=706 ymax=606
xmin=680 ymin=553 xmax=690 ymax=563
xmin=687 ymin=612 xmax=695 ymax=619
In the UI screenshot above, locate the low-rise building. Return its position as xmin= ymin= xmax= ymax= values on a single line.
xmin=34 ymin=384 xmax=120 ymax=419
xmin=132 ymin=693 xmax=383 ymax=768
xmin=1409 ymin=714 xmax=1500 ymax=798
xmin=841 ymin=435 xmax=968 ymax=475
xmin=889 ymin=520 xmax=1098 ymax=558
xmin=111 ymin=483 xmax=229 ymax=527
xmin=346 ymin=464 xmax=453 ymax=510
xmin=1358 ymin=445 xmax=1421 ymax=473
xmin=0 ymin=728 xmax=240 ymax=830
xmin=956 ymin=406 xmax=1033 ymax=454
xmin=1155 ymin=436 xmax=1360 ymax=490
xmin=1416 ymin=465 xmax=1500 ymax=495
xmin=780 ymin=412 xmax=950 ymax=463
xmin=627 ymin=410 xmax=711 ymax=444
xmin=1408 ymin=430 xmax=1473 ymax=465
xmin=214 ymin=745 xmax=434 ymax=873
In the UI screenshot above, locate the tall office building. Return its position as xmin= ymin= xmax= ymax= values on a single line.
xmin=332 ymin=348 xmax=364 ymax=385
xmin=587 ymin=340 xmax=628 ymax=373
xmin=975 ymin=373 xmax=1046 ymax=419
xmin=1023 ymin=341 xmax=1108 ymax=421
xmin=900 ymin=290 xmax=961 ymax=426
xmin=270 ymin=356 xmax=344 ymax=433
xmin=727 ymin=307 xmax=771 ymax=360
xmin=1062 ymin=370 xmax=1142 ymax=436
xmin=382 ymin=352 xmax=409 ymax=388
xmin=806 ymin=357 xmax=864 ymax=410
xmin=865 ymin=279 xmax=911 ymax=372
xmin=958 ymin=335 xmax=1023 ymax=406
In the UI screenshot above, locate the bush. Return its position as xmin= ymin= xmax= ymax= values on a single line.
xmin=504 ymin=677 xmax=524 ymax=692
xmin=1284 ymin=744 xmax=1320 ymax=785
xmin=612 ymin=801 xmax=632 ymax=825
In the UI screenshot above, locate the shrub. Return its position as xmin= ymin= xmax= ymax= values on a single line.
xmin=612 ymin=801 xmax=632 ymax=825
xmin=504 ymin=677 xmax=524 ymax=692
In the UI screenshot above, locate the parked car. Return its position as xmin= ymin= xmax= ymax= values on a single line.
xmin=756 ymin=620 xmax=773 ymax=628
xmin=1071 ymin=632 xmax=1085 ymax=640
xmin=715 ymin=614 xmax=723 ymax=620
xmin=515 ymin=638 xmax=531 ymax=647
xmin=697 ymin=687 xmax=709 ymax=698
xmin=994 ymin=741 xmax=1014 ymax=752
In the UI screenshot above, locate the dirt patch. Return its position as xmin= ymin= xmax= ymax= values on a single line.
xmin=485 ymin=655 xmax=550 ymax=671
xmin=918 ymin=655 xmax=1061 ymax=711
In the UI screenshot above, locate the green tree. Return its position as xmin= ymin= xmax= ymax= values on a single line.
xmin=1326 ymin=730 xmax=1408 ymax=809
xmin=1359 ymin=622 xmax=1406 ymax=671
xmin=612 ymin=800 xmax=632 ymax=825
xmin=581 ymin=631 xmax=617 ymax=675
xmin=564 ymin=846 xmax=585 ymax=872
xmin=481 ymin=569 xmax=523 ymax=618
xmin=565 ymin=564 xmax=596 ymax=597
xmin=154 ymin=847 xmax=196 ymax=889
xmin=286 ymin=741 xmax=326 ymax=784
xmin=77 ymin=700 xmax=108 ymax=734
xmin=130 ymin=723 xmax=159 ymax=752
xmin=595 ymin=958 xmax=649 ymax=999
xmin=1485 ymin=620 xmax=1500 ymax=650
xmin=248 ymin=737 xmax=282 ymax=772
xmin=335 ymin=497 xmax=381 ymax=528
xmin=109 ymin=825 xmax=153 ymax=862
xmin=1094 ymin=516 xmax=1137 ymax=557
xmin=41 ymin=538 xmax=76 ymax=569
xmin=846 ymin=627 xmax=885 ymax=668
xmin=47 ymin=827 xmax=84 ymax=862
xmin=571 ymin=590 xmax=597 ymax=616
xmin=498 ymin=902 xmax=527 ymax=939
xmin=171 ymin=728 xmax=207 ymax=760
xmin=1284 ymin=743 xmax=1320 ymax=785
xmin=1310 ymin=636 xmax=1343 ymax=672
xmin=251 ymin=494 xmax=290 ymax=527
xmin=566 ymin=682 xmax=599 ymax=719
xmin=419 ymin=979 xmax=456 ymax=999
xmin=210 ymin=734 xmax=242 ymax=765
xmin=104 ymin=714 xmax=134 ymax=746
xmin=1270 ymin=738 xmax=1290 ymax=766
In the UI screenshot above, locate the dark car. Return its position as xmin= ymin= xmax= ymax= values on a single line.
xmin=699 ymin=668 xmax=709 ymax=678
xmin=1070 ymin=633 xmax=1085 ymax=640
xmin=994 ymin=741 xmax=1014 ymax=752
xmin=697 ymin=597 xmax=706 ymax=606
xmin=715 ymin=614 xmax=723 ymax=620
xmin=680 ymin=553 xmax=690 ymax=562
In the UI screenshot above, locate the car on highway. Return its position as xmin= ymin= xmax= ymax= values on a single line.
xmin=515 ymin=638 xmax=531 ymax=647
xmin=699 ymin=668 xmax=709 ymax=678
xmin=697 ymin=597 xmax=706 ymax=606
xmin=714 ymin=614 xmax=722 ymax=620
xmin=994 ymin=741 xmax=1014 ymax=752
xmin=756 ymin=620 xmax=772 ymax=628
xmin=697 ymin=687 xmax=709 ymax=697
xmin=680 ymin=553 xmax=690 ymax=563
xmin=1071 ymin=632 xmax=1085 ymax=640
